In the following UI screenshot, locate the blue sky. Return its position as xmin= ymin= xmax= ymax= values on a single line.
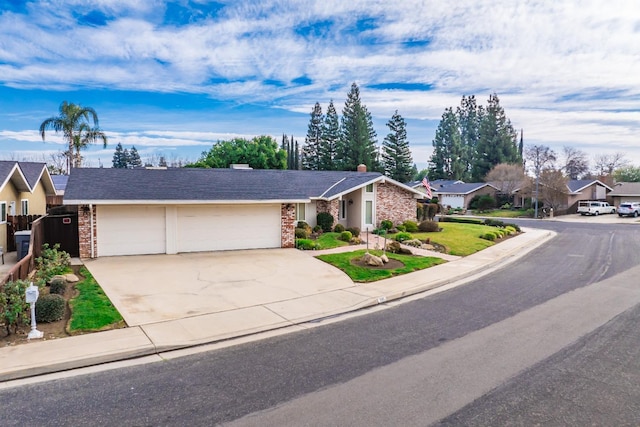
xmin=1 ymin=0 xmax=640 ymax=172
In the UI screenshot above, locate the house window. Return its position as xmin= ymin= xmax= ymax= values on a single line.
xmin=365 ymin=200 xmax=373 ymax=225
xmin=296 ymin=203 xmax=305 ymax=222
xmin=0 ymin=202 xmax=6 ymax=223
xmin=365 ymin=183 xmax=374 ymax=193
xmin=339 ymin=200 xmax=347 ymax=220
xmin=21 ymin=199 xmax=28 ymax=216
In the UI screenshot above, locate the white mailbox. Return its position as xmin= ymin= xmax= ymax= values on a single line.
xmin=25 ymin=284 xmax=39 ymax=304
xmin=25 ymin=282 xmax=43 ymax=339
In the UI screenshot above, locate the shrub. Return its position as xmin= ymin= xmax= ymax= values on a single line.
xmin=295 ymin=227 xmax=310 ymax=239
xmin=350 ymin=236 xmax=362 ymax=244
xmin=50 ymin=280 xmax=67 ymax=296
xmin=34 ymin=243 xmax=71 ymax=285
xmin=505 ymin=222 xmax=521 ymax=232
xmin=426 ymin=203 xmax=439 ymax=221
xmin=339 ymin=231 xmax=353 ymax=242
xmin=380 ymin=220 xmax=393 ymax=230
xmin=481 ymin=232 xmax=496 ymax=241
xmin=418 ymin=220 xmax=440 ymax=232
xmin=505 ymin=226 xmax=517 ymax=235
xmin=484 ymin=218 xmax=505 ymax=227
xmin=403 ymin=220 xmax=419 ymax=232
xmin=439 ymin=216 xmax=484 ymax=225
xmin=404 ymin=239 xmax=423 ymax=247
xmin=296 ymin=221 xmax=310 ymax=230
xmin=0 ymin=279 xmax=30 ymax=335
xmin=312 ymin=225 xmax=323 ymax=233
xmin=317 ymin=212 xmax=334 ymax=232
xmin=346 ymin=227 xmax=360 ymax=237
xmin=296 ymin=239 xmax=318 ymax=250
xmin=35 ymin=293 xmax=65 ymax=323
xmin=395 ymin=231 xmax=413 ymax=242
xmin=333 ymin=223 xmax=345 ymax=233
xmin=396 ymin=224 xmax=406 ymax=232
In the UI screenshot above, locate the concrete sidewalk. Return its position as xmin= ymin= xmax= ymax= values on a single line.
xmin=0 ymin=227 xmax=554 ymax=382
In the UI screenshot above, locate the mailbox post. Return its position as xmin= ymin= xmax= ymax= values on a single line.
xmin=25 ymin=283 xmax=43 ymax=340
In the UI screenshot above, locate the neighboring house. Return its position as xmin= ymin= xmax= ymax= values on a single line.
xmin=433 ymin=182 xmax=499 ymax=209
xmin=406 ymin=179 xmax=465 ymax=201
xmin=565 ymin=179 xmax=612 ymax=208
xmin=63 ymin=166 xmax=424 ymax=258
xmin=0 ymin=161 xmax=56 ymax=251
xmin=47 ymin=174 xmax=69 ymax=208
xmin=608 ymin=182 xmax=640 ymax=206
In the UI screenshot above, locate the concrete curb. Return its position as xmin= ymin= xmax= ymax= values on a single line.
xmin=0 ymin=227 xmax=555 ymax=383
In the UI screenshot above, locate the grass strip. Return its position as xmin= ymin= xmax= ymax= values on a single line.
xmin=316 ymin=249 xmax=445 ymax=282
xmin=69 ymin=266 xmax=124 ymax=332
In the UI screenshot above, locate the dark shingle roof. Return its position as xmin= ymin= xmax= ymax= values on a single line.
xmin=51 ymin=175 xmax=69 ymax=192
xmin=64 ymin=168 xmax=404 ymax=203
xmin=567 ymin=179 xmax=612 ymax=193
xmin=433 ymin=182 xmax=495 ymax=195
xmin=0 ymin=161 xmax=30 ymax=192
xmin=17 ymin=162 xmax=47 ymax=189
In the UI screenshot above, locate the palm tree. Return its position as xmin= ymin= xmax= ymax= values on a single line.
xmin=71 ymin=122 xmax=108 ymax=168
xmin=39 ymin=101 xmax=108 ymax=171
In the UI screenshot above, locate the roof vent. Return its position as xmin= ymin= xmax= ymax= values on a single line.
xmin=357 ymin=164 xmax=367 ymax=172
xmin=230 ymin=164 xmax=253 ymax=170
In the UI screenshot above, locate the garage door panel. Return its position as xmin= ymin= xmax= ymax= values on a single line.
xmin=177 ymin=204 xmax=280 ymax=252
xmin=98 ymin=206 xmax=166 ymax=256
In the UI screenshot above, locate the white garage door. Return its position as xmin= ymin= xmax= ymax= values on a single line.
xmin=177 ymin=204 xmax=281 ymax=252
xmin=97 ymin=205 xmax=166 ymax=256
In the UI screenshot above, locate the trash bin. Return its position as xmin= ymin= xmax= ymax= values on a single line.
xmin=15 ymin=230 xmax=31 ymax=261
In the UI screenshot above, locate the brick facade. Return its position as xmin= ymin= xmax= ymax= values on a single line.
xmin=375 ymin=183 xmax=417 ymax=227
xmin=315 ymin=199 xmax=340 ymax=228
xmin=281 ymin=203 xmax=296 ymax=248
xmin=78 ymin=204 xmax=97 ymax=259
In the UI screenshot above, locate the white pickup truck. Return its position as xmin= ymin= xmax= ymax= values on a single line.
xmin=577 ymin=201 xmax=616 ymax=216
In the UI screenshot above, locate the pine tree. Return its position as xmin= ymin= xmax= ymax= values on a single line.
xmin=294 ymin=139 xmax=300 ymax=170
xmin=112 ymin=142 xmax=128 ymax=168
xmin=129 ymin=146 xmax=142 ymax=168
xmin=123 ymin=148 xmax=131 ymax=169
xmin=337 ymin=83 xmax=378 ymax=171
xmin=382 ymin=110 xmax=413 ymax=182
xmin=318 ymin=100 xmax=340 ymax=170
xmin=429 ymin=108 xmax=463 ymax=180
xmin=301 ymin=102 xmax=323 ymax=170
xmin=472 ymin=93 xmax=520 ymax=181
xmin=457 ymin=95 xmax=481 ymax=180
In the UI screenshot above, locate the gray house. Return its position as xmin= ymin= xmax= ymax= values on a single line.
xmin=64 ymin=167 xmax=423 ymax=258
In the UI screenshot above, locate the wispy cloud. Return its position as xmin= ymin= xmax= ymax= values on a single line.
xmin=1 ymin=0 xmax=640 ymax=166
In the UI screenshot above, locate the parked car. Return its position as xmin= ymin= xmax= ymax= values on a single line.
xmin=577 ymin=201 xmax=616 ymax=216
xmin=617 ymin=202 xmax=640 ymax=217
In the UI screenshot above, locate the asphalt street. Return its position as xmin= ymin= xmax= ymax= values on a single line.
xmin=2 ymin=219 xmax=640 ymax=426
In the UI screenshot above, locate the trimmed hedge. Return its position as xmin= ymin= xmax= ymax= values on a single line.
xmin=339 ymin=231 xmax=353 ymax=242
xmin=317 ymin=212 xmax=334 ymax=232
xmin=49 ymin=280 xmax=67 ymax=296
xmin=418 ymin=220 xmax=440 ymax=232
xmin=439 ymin=216 xmax=485 ymax=225
xmin=403 ymin=220 xmax=419 ymax=232
xmin=35 ymin=293 xmax=65 ymax=323
xmin=395 ymin=231 xmax=413 ymax=242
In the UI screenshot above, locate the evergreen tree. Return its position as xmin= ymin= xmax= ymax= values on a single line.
xmin=301 ymin=102 xmax=323 ymax=170
xmin=123 ymin=148 xmax=131 ymax=169
xmin=337 ymin=82 xmax=378 ymax=171
xmin=129 ymin=146 xmax=142 ymax=168
xmin=429 ymin=108 xmax=466 ymax=180
xmin=471 ymin=93 xmax=520 ymax=181
xmin=319 ymin=100 xmax=340 ymax=170
xmin=457 ymin=95 xmax=481 ymax=180
xmin=382 ymin=110 xmax=413 ymax=182
xmin=294 ymin=139 xmax=300 ymax=170
xmin=112 ymin=142 xmax=128 ymax=168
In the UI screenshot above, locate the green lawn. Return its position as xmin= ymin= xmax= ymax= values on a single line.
xmin=316 ymin=249 xmax=445 ymax=282
xmin=473 ymin=209 xmax=529 ymax=218
xmin=69 ymin=267 xmax=124 ymax=332
xmin=389 ymin=222 xmax=501 ymax=256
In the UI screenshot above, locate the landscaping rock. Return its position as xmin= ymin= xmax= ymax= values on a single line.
xmin=399 ymin=247 xmax=413 ymax=255
xmin=404 ymin=239 xmax=423 ymax=247
xmin=380 ymin=254 xmax=389 ymax=264
xmin=64 ymin=273 xmax=80 ymax=283
xmin=362 ymin=252 xmax=384 ymax=267
xmin=386 ymin=241 xmax=401 ymax=253
xmin=49 ymin=275 xmax=66 ymax=286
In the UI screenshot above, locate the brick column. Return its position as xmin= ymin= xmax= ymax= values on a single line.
xmin=78 ymin=204 xmax=97 ymax=258
xmin=281 ymin=203 xmax=296 ymax=248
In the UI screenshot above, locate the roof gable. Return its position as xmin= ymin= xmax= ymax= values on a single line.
xmin=0 ymin=161 xmax=30 ymax=193
xmin=17 ymin=162 xmax=56 ymax=195
xmin=566 ymin=179 xmax=613 ymax=194
xmin=608 ymin=182 xmax=640 ymax=196
xmin=433 ymin=182 xmax=497 ymax=195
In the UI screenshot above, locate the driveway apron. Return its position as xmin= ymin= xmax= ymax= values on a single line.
xmin=83 ymin=248 xmax=353 ymax=326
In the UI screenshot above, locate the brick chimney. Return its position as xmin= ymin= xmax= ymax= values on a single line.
xmin=357 ymin=164 xmax=367 ymax=172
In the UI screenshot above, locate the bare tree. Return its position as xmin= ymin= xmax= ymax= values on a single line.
xmin=48 ymin=152 xmax=68 ymax=175
xmin=525 ymin=144 xmax=557 ymax=218
xmin=539 ymin=169 xmax=569 ymax=210
xmin=593 ymin=152 xmax=628 ymax=176
xmin=562 ymin=146 xmax=589 ymax=179
xmin=485 ymin=163 xmax=526 ymax=204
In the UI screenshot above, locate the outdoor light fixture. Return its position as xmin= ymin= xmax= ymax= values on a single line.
xmin=348 ymin=199 xmax=353 ymax=205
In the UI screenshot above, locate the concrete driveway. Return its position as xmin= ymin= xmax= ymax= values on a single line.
xmin=84 ymin=248 xmax=354 ymax=326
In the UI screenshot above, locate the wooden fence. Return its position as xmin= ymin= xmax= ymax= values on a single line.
xmin=0 ymin=216 xmax=44 ymax=289
xmin=7 ymin=215 xmax=41 ymax=252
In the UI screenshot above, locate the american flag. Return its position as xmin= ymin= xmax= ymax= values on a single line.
xmin=422 ymin=176 xmax=433 ymax=199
